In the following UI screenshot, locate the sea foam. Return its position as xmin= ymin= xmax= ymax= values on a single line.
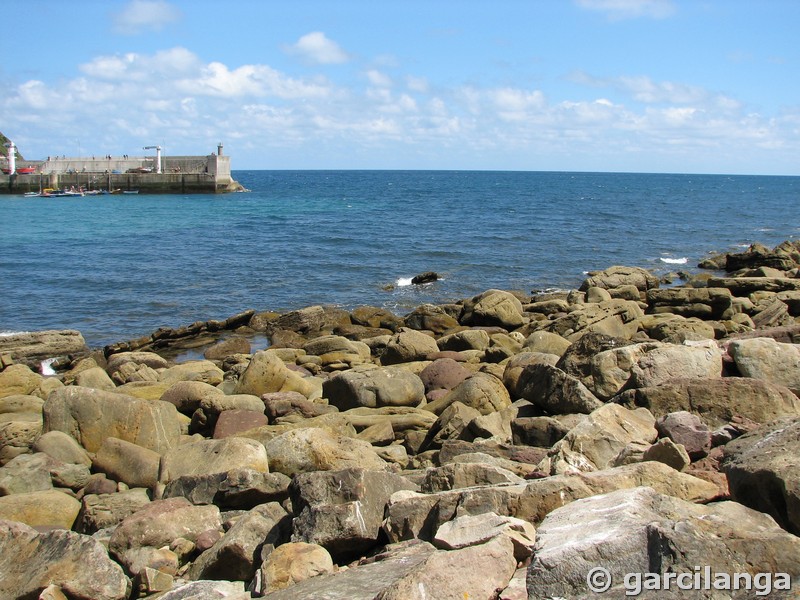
xmin=660 ymin=257 xmax=688 ymax=265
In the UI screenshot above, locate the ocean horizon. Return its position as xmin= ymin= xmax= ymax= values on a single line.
xmin=1 ymin=169 xmax=798 ymax=348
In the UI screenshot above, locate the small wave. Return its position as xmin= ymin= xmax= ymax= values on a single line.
xmin=0 ymin=331 xmax=28 ymax=337
xmin=40 ymin=358 xmax=58 ymax=376
xmin=659 ymin=257 xmax=688 ymax=265
xmin=396 ymin=277 xmax=413 ymax=287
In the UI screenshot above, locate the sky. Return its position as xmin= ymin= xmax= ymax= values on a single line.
xmin=1 ymin=0 xmax=799 ymax=174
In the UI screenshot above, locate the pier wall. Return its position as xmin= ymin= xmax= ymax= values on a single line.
xmin=0 ymin=153 xmax=240 ymax=194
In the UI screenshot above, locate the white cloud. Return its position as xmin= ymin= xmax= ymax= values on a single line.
xmin=112 ymin=0 xmax=182 ymax=34
xmin=366 ymin=70 xmax=393 ymax=88
xmin=575 ymin=0 xmax=676 ymax=20
xmin=284 ymin=32 xmax=350 ymax=65
xmin=2 ymin=46 xmax=798 ymax=173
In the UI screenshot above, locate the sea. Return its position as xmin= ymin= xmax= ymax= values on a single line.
xmin=1 ymin=170 xmax=799 ymax=349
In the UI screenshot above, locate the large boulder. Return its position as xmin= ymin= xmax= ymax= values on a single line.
xmin=0 ymin=364 xmax=44 ymax=399
xmin=727 ymin=337 xmax=800 ymax=392
xmin=579 ymin=265 xmax=659 ymax=292
xmin=381 ymin=328 xmax=439 ymax=365
xmin=527 ymin=486 xmax=800 ymax=599
xmin=234 ymin=350 xmax=317 ymax=398
xmin=0 ymin=394 xmax=43 ymax=465
xmin=518 ymin=363 xmax=603 ymax=415
xmin=0 ymin=520 xmax=130 ymax=600
xmin=383 ymin=462 xmax=718 ymax=544
xmin=646 ymin=287 xmax=734 ymax=320
xmin=162 ymin=468 xmax=290 ymax=509
xmin=42 ymin=386 xmax=182 ymax=454
xmin=590 ymin=341 xmax=660 ymax=400
xmin=322 ymin=365 xmax=424 ymax=410
xmin=264 ymin=427 xmax=389 ymax=476
xmin=188 ymin=502 xmax=290 ymax=581
xmin=617 ymin=377 xmax=800 ymax=428
xmin=538 ymin=403 xmax=657 ymax=475
xmin=419 ymin=358 xmax=473 ymax=395
xmin=429 ymin=372 xmax=512 ymax=416
xmin=722 ymin=417 xmax=800 ymax=535
xmin=160 ymin=437 xmax=269 ymax=483
xmin=627 ymin=340 xmax=722 ymax=389
xmin=0 ymin=489 xmax=81 ymax=529
xmin=259 ymin=537 xmax=517 ymax=600
xmin=75 ymin=488 xmax=152 ymax=534
xmin=461 ymin=289 xmax=525 ymax=329
xmin=92 ymin=437 xmax=161 ymax=489
xmin=158 ymin=360 xmax=224 ymax=386
xmin=502 ymin=352 xmax=559 ymax=398
xmin=542 ymin=299 xmax=644 ymax=340
xmin=257 ymin=541 xmax=334 ymax=594
xmin=108 ymin=497 xmax=221 ymax=575
xmin=291 ymin=468 xmax=418 ymax=561
xmin=159 ymin=380 xmax=224 ymax=416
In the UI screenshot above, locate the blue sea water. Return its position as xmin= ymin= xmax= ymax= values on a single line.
xmin=1 ymin=170 xmax=799 ymax=348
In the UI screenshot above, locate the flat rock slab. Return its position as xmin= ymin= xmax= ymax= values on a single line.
xmin=0 ymin=330 xmax=88 ymax=367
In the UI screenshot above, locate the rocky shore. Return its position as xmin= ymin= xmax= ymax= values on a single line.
xmin=1 ymin=240 xmax=800 ymax=599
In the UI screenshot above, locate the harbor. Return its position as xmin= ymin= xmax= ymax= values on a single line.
xmin=0 ymin=140 xmax=244 ymax=194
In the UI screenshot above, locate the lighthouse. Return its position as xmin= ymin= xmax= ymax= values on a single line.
xmin=5 ymin=141 xmax=16 ymax=175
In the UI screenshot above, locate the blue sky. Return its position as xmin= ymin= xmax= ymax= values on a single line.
xmin=2 ymin=0 xmax=799 ymax=174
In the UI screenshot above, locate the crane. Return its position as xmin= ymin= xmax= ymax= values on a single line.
xmin=143 ymin=145 xmax=162 ymax=174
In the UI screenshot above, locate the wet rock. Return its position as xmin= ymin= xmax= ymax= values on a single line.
xmin=203 ymin=336 xmax=251 ymax=360
xmin=403 ymin=304 xmax=460 ymax=334
xmin=411 ymin=271 xmax=439 ymax=284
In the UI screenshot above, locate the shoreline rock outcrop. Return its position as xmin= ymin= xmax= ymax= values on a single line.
xmin=1 ymin=239 xmax=800 ymax=598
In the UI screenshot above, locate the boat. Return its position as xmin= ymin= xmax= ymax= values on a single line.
xmin=3 ymin=166 xmax=36 ymax=174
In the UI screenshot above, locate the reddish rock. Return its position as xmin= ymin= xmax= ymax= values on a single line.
xmin=212 ymin=410 xmax=268 ymax=439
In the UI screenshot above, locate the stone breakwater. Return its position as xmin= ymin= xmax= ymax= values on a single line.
xmin=1 ymin=241 xmax=800 ymax=599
